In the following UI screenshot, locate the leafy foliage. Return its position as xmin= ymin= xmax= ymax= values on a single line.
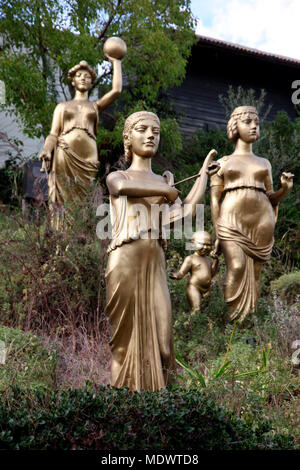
xmin=176 ymin=331 xmax=272 ymax=389
xmin=0 ymin=385 xmax=295 ymax=450
xmin=0 ymin=325 xmax=58 ymax=391
xmin=0 ymin=82 xmax=299 ymax=448
xmin=0 ymin=186 xmax=107 ymax=335
xmin=270 ymin=271 xmax=300 ymax=305
xmin=0 ymin=0 xmax=196 ymax=137
xmin=219 ymin=85 xmax=272 ymax=122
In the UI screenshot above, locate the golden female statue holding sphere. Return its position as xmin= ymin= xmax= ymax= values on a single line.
xmin=39 ymin=37 xmax=126 ymax=225
xmin=210 ymin=106 xmax=294 ymax=322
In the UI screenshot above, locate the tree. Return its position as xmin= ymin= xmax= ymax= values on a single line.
xmin=0 ymin=0 xmax=196 ymax=139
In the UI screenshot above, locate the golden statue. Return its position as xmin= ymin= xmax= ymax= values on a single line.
xmin=210 ymin=106 xmax=294 ymax=322
xmin=39 ymin=38 xmax=126 ymax=224
xmin=170 ymin=231 xmax=219 ymax=315
xmin=105 ymin=111 xmax=218 ymax=391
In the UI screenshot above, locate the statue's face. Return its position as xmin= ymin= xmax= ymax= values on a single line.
xmin=237 ymin=113 xmax=260 ymax=143
xmin=130 ymin=117 xmax=160 ymax=158
xmin=192 ymin=235 xmax=212 ymax=254
xmin=72 ymin=69 xmax=92 ymax=92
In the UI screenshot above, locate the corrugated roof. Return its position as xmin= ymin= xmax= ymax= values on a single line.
xmin=196 ymin=34 xmax=300 ymax=68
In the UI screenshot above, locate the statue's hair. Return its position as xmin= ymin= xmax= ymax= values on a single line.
xmin=192 ymin=230 xmax=212 ymax=245
xmin=123 ymin=111 xmax=160 ymax=163
xmin=227 ymin=106 xmax=259 ymax=142
xmin=68 ymin=61 xmax=97 ymax=84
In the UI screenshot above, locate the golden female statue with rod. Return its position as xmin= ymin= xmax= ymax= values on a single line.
xmin=210 ymin=106 xmax=294 ymax=322
xmin=105 ymin=111 xmax=217 ymax=391
xmin=39 ymin=38 xmax=126 ymax=225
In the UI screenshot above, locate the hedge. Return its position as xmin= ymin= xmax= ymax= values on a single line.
xmin=0 ymin=385 xmax=295 ymax=450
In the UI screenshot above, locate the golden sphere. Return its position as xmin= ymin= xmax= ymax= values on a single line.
xmin=103 ymin=37 xmax=127 ymax=60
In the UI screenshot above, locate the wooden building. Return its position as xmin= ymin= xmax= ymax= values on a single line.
xmin=168 ymin=35 xmax=300 ymax=137
xmin=2 ymin=34 xmax=300 ymax=166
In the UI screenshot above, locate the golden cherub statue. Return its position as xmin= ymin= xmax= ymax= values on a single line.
xmin=170 ymin=231 xmax=219 ymax=315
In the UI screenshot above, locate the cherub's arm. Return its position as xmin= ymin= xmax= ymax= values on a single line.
xmin=95 ymin=57 xmax=122 ymax=112
xmin=170 ymin=256 xmax=193 ymax=280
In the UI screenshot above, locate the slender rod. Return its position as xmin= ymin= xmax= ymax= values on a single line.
xmin=171 ymin=173 xmax=201 ymax=187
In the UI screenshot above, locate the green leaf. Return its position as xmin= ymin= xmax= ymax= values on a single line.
xmin=233 ymin=369 xmax=268 ymax=379
xmin=175 ymin=352 xmax=206 ymax=388
xmin=214 ymin=361 xmax=232 ymax=379
xmin=0 ymin=0 xmax=195 ymax=138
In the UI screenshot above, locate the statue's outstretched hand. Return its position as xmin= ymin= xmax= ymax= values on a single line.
xmin=39 ymin=150 xmax=51 ymax=173
xmin=162 ymin=170 xmax=181 ymax=203
xmin=169 ymin=272 xmax=179 ymax=279
xmin=211 ymin=238 xmax=221 ymax=258
xmin=166 ymin=186 xmax=181 ymax=204
xmin=162 ymin=170 xmax=175 ymax=186
xmin=280 ymin=172 xmax=294 ymax=192
xmin=206 ymin=161 xmax=220 ymax=177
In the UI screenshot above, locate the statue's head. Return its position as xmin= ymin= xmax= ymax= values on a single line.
xmin=227 ymin=106 xmax=260 ymax=143
xmin=192 ymin=231 xmax=212 ymax=254
xmin=68 ymin=61 xmax=97 ymax=92
xmin=123 ymin=111 xmax=160 ymax=163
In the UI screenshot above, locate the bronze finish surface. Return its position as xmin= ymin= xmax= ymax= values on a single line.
xmin=105 ymin=111 xmax=218 ymax=390
xmin=39 ymin=42 xmax=124 ymax=224
xmin=170 ymin=231 xmax=219 ymax=315
xmin=210 ymin=106 xmax=293 ymax=322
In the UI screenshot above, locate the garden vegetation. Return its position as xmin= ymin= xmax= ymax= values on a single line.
xmin=0 ymin=1 xmax=299 ymax=450
xmin=0 ymin=102 xmax=299 ymax=449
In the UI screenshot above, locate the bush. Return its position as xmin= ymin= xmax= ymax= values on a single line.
xmin=0 ymin=385 xmax=295 ymax=450
xmin=0 ymin=326 xmax=58 ymax=391
xmin=270 ymin=271 xmax=300 ymax=305
xmin=0 ymin=186 xmax=108 ymax=336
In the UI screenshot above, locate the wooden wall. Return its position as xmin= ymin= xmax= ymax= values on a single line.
xmin=168 ymin=40 xmax=299 ymax=137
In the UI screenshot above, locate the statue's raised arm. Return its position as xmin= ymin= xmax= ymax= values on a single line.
xmin=95 ymin=37 xmax=126 ymax=112
xmin=39 ymin=37 xmax=126 ymax=227
xmin=162 ymin=149 xmax=219 ymax=227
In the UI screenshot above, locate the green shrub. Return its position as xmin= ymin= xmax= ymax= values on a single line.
xmin=270 ymin=271 xmax=300 ymax=304
xmin=176 ymin=326 xmax=300 ymax=446
xmin=0 ymin=187 xmax=108 ymax=335
xmin=0 ymin=385 xmax=295 ymax=450
xmin=0 ymin=326 xmax=58 ymax=391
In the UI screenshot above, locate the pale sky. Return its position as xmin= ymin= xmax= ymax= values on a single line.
xmin=191 ymin=0 xmax=300 ymax=60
